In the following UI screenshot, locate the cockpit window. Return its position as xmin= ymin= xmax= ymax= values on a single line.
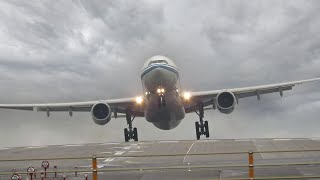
xmin=148 ymin=60 xmax=168 ymax=66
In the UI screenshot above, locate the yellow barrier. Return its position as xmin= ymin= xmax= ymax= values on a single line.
xmin=92 ymin=155 xmax=98 ymax=180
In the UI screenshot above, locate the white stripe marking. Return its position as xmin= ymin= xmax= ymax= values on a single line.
xmin=97 ymin=165 xmax=104 ymax=168
xmin=100 ymin=152 xmax=112 ymax=154
xmin=123 ymin=146 xmax=132 ymax=150
xmin=199 ymin=139 xmax=220 ymax=142
xmin=159 ymin=141 xmax=179 ymax=143
xmin=273 ymin=138 xmax=292 ymax=141
xmin=114 ymin=151 xmax=125 ymax=156
xmin=128 ymin=151 xmax=144 ymax=153
xmin=104 ymin=158 xmax=115 ymax=162
xmin=100 ymin=142 xmax=120 ymax=145
xmin=112 ymin=147 xmax=125 ymax=149
xmin=64 ymin=144 xmax=84 ymax=147
xmin=26 ymin=146 xmax=48 ymax=149
xmin=183 ymin=141 xmax=195 ymax=163
xmin=235 ymin=139 xmax=250 ymax=142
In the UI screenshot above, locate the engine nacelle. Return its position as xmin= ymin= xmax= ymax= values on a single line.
xmin=216 ymin=91 xmax=236 ymax=114
xmin=91 ymin=103 xmax=112 ymax=125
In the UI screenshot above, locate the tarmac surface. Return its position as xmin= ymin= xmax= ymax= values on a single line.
xmin=1 ymin=138 xmax=320 ymax=179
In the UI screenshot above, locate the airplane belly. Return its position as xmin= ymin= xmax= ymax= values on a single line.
xmin=144 ymin=91 xmax=185 ymax=130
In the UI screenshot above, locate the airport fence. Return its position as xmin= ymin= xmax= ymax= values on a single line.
xmin=1 ymin=149 xmax=320 ymax=179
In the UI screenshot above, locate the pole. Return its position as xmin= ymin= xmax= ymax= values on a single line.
xmin=92 ymin=155 xmax=98 ymax=180
xmin=248 ymin=151 xmax=254 ymax=179
xmin=75 ymin=166 xmax=78 ymax=177
xmin=54 ymin=166 xmax=57 ymax=178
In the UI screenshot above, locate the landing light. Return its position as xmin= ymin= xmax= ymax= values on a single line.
xmin=157 ymin=88 xmax=165 ymax=94
xmin=135 ymin=96 xmax=143 ymax=104
xmin=183 ymin=92 xmax=191 ymax=100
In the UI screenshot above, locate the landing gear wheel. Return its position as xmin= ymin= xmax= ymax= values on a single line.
xmin=124 ymin=128 xmax=129 ymax=142
xmin=194 ymin=103 xmax=210 ymax=140
xmin=133 ymin=127 xmax=138 ymax=141
xmin=124 ymin=110 xmax=139 ymax=142
xmin=204 ymin=121 xmax=209 ymax=138
xmin=195 ymin=122 xmax=200 ymax=140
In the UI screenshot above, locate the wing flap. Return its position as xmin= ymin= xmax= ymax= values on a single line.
xmin=0 ymin=97 xmax=144 ymax=116
xmin=236 ymin=86 xmax=292 ymax=98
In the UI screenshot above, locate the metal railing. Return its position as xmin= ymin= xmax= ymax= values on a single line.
xmin=2 ymin=149 xmax=320 ymax=179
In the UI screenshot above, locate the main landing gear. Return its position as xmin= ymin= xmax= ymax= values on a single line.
xmin=195 ymin=103 xmax=209 ymax=140
xmin=124 ymin=111 xmax=138 ymax=142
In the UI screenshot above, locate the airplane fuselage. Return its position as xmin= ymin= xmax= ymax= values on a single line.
xmin=141 ymin=56 xmax=185 ymax=130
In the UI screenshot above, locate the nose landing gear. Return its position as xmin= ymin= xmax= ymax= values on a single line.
xmin=124 ymin=111 xmax=138 ymax=142
xmin=158 ymin=95 xmax=166 ymax=108
xmin=195 ymin=103 xmax=210 ymax=140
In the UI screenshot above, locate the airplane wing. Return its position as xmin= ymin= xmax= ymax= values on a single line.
xmin=0 ymin=97 xmax=145 ymax=117
xmin=184 ymin=78 xmax=320 ymax=113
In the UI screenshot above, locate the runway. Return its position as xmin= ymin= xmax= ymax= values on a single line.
xmin=1 ymin=138 xmax=320 ymax=179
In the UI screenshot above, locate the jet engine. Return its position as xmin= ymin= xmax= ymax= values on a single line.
xmin=91 ymin=103 xmax=112 ymax=125
xmin=216 ymin=92 xmax=236 ymax=114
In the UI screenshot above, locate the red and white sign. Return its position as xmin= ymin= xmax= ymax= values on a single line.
xmin=11 ymin=174 xmax=20 ymax=180
xmin=41 ymin=160 xmax=49 ymax=169
xmin=27 ymin=166 xmax=35 ymax=174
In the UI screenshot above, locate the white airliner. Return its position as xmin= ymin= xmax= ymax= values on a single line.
xmin=0 ymin=55 xmax=319 ymax=142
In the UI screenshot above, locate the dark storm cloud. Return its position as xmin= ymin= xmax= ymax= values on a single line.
xmin=0 ymin=0 xmax=320 ymax=147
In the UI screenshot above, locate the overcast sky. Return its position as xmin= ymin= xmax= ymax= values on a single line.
xmin=0 ymin=0 xmax=320 ymax=147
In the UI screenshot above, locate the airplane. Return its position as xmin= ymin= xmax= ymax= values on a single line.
xmin=0 ymin=55 xmax=319 ymax=142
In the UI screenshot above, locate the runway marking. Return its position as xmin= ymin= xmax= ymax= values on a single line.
xmin=63 ymin=144 xmax=84 ymax=147
xmin=128 ymin=151 xmax=144 ymax=153
xmin=114 ymin=151 xmax=125 ymax=156
xmin=235 ymin=139 xmax=250 ymax=142
xmin=104 ymin=158 xmax=115 ymax=162
xmin=159 ymin=141 xmax=179 ymax=143
xmin=26 ymin=146 xmax=48 ymax=149
xmin=199 ymin=139 xmax=220 ymax=142
xmin=97 ymin=164 xmax=104 ymax=168
xmin=100 ymin=152 xmax=113 ymax=154
xmin=112 ymin=147 xmax=125 ymax=149
xmin=273 ymin=138 xmax=292 ymax=141
xmin=123 ymin=146 xmax=133 ymax=150
xmin=183 ymin=141 xmax=195 ymax=164
xmin=99 ymin=142 xmax=120 ymax=145
xmin=137 ymin=142 xmax=153 ymax=145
